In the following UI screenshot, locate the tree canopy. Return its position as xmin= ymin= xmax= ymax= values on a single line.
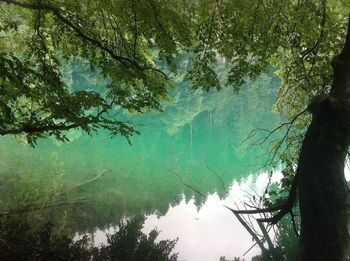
xmin=1 ymin=1 xmax=350 ymax=259
xmin=1 ymin=0 xmax=349 ymax=147
xmin=0 ymin=0 xmax=195 ymax=145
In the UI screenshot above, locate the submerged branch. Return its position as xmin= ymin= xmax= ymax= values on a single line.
xmin=179 ymin=178 xmax=205 ymax=198
xmin=69 ymin=168 xmax=110 ymax=190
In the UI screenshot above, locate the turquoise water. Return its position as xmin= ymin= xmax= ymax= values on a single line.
xmin=0 ymin=69 xmax=279 ymax=240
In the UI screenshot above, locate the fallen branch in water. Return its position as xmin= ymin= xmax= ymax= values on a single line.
xmin=69 ymin=168 xmax=111 ymax=191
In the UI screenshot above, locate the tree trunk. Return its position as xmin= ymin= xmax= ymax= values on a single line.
xmin=297 ymin=15 xmax=350 ymax=261
xmin=298 ymin=96 xmax=350 ymax=260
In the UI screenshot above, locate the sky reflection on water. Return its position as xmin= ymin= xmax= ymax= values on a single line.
xmin=89 ymin=171 xmax=284 ymax=261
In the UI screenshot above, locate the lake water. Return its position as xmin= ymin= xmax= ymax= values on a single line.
xmin=85 ymin=171 xmax=284 ymax=260
xmin=0 ymin=71 xmax=281 ymax=260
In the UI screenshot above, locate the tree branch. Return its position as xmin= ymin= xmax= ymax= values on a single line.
xmin=225 ymin=167 xmax=299 ymax=224
xmin=69 ymin=168 xmax=110 ymax=190
xmin=226 ymin=206 xmax=267 ymax=253
xmin=0 ymin=123 xmax=78 ymax=136
xmin=0 ymin=0 xmax=169 ymax=79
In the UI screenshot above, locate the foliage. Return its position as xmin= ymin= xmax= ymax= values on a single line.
xmin=1 ymin=0 xmax=349 ymax=172
xmin=1 ymin=179 xmax=178 ymax=261
xmin=249 ymin=215 xmax=299 ymax=261
xmin=93 ymin=216 xmax=178 ymax=261
xmin=187 ymin=0 xmax=349 ymax=163
xmin=1 ymin=0 xmax=350 ymax=259
xmin=0 ymin=152 xmax=178 ymax=260
xmin=0 ymin=160 xmax=92 ymax=260
xmin=2 ymin=0 xmax=348 ymax=149
xmin=0 ymin=214 xmax=178 ymax=260
xmin=0 ymin=216 xmax=92 ymax=260
xmin=0 ymin=0 xmax=195 ymax=145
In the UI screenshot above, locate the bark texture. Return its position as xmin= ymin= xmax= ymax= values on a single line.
xmin=298 ymin=96 xmax=350 ymax=260
xmin=298 ymin=15 xmax=350 ymax=261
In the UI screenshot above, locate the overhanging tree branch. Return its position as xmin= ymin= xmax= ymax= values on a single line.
xmin=0 ymin=123 xmax=78 ymax=136
xmin=0 ymin=0 xmax=169 ymax=79
xmin=225 ymin=155 xmax=299 ymax=224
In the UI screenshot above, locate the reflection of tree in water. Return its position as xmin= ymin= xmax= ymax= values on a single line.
xmin=1 ymin=211 xmax=178 ymax=260
xmin=0 ymin=70 xmax=280 ymax=234
xmin=0 ymin=161 xmax=299 ymax=260
xmin=0 ymin=161 xmax=178 ymax=260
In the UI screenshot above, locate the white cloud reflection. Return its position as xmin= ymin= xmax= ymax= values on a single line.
xmin=86 ymin=166 xmax=350 ymax=261
xmin=142 ymin=171 xmax=283 ymax=261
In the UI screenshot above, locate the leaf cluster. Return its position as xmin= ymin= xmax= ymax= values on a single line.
xmin=94 ymin=216 xmax=178 ymax=261
xmin=0 ymin=0 xmax=196 ymax=144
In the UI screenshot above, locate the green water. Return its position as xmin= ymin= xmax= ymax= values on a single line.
xmin=0 ymin=69 xmax=279 ymax=234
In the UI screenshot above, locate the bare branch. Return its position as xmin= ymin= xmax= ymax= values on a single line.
xmin=69 ymin=168 xmax=110 ymax=191
xmin=226 ymin=166 xmax=298 ymax=224
xmin=257 ymin=222 xmax=274 ymax=250
xmin=225 ymin=206 xmax=267 ymax=253
xmin=225 ymin=203 xmax=282 ymax=215
xmin=170 ymin=158 xmax=205 ymax=198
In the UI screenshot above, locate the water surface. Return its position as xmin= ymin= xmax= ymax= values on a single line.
xmin=0 ymin=70 xmax=280 ymax=259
